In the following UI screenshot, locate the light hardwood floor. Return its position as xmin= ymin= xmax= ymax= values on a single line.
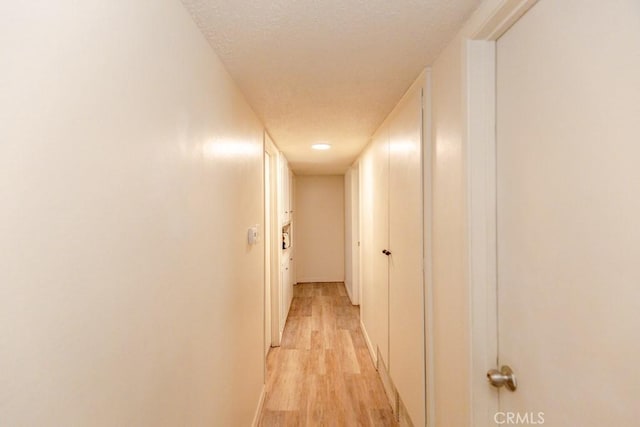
xmin=259 ymin=282 xmax=397 ymax=426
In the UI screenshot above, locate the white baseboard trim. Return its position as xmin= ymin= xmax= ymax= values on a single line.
xmin=377 ymin=354 xmax=398 ymax=418
xmin=345 ymin=282 xmax=356 ymax=305
xmin=251 ymin=385 xmax=266 ymax=427
xmin=360 ymin=320 xmax=377 ymax=367
xmin=296 ymin=277 xmax=344 ymax=283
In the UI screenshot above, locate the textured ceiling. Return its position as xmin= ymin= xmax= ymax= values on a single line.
xmin=181 ymin=0 xmax=481 ymax=174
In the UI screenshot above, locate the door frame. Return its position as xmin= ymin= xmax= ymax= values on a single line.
xmin=461 ymin=1 xmax=539 ymax=426
xmin=347 ymin=163 xmax=360 ymax=306
xmin=264 ymin=133 xmax=281 ymax=347
xmin=264 ymin=148 xmax=272 ymax=364
xmin=352 ymin=163 xmax=360 ymax=306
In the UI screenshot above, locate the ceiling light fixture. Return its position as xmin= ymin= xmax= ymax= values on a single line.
xmin=312 ymin=143 xmax=331 ymax=150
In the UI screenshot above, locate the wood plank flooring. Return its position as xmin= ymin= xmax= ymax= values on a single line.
xmin=259 ymin=282 xmax=397 ymax=427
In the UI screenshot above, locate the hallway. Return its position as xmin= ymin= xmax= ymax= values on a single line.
xmin=260 ymin=283 xmax=396 ymax=426
xmin=3 ymin=0 xmax=640 ymax=425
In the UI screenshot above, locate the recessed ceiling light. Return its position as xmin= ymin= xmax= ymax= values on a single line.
xmin=312 ymin=143 xmax=331 ymax=150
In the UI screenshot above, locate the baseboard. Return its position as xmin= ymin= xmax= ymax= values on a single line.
xmin=377 ymin=353 xmax=398 ymax=418
xmin=360 ymin=320 xmax=377 ymax=367
xmin=296 ymin=277 xmax=344 ymax=283
xmin=398 ymin=396 xmax=416 ymax=427
xmin=344 ymin=282 xmax=356 ymax=304
xmin=251 ymin=385 xmax=266 ymax=427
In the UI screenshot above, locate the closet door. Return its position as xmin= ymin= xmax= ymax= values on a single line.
xmin=371 ymin=127 xmax=390 ymax=366
xmin=388 ymin=86 xmax=425 ymax=426
xmin=494 ymin=1 xmax=640 ymax=424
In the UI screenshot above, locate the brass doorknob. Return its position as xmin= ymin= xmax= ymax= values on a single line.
xmin=487 ymin=365 xmax=517 ymax=391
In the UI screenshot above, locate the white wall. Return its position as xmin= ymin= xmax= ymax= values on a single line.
xmin=0 ymin=1 xmax=265 ymax=425
xmin=294 ymin=176 xmax=345 ymax=283
xmin=430 ymin=34 xmax=471 ymax=427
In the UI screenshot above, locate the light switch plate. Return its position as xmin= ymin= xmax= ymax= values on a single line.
xmin=247 ymin=225 xmax=259 ymax=245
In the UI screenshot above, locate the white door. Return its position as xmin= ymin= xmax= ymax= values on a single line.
xmin=372 ymin=128 xmax=390 ymax=365
xmin=495 ymin=0 xmax=640 ymax=425
xmin=388 ymin=86 xmax=425 ymax=426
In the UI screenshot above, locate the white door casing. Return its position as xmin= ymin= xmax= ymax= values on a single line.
xmin=265 ymin=133 xmax=281 ymax=347
xmin=465 ymin=1 xmax=542 ymax=425
xmin=264 ymin=151 xmax=272 ymax=360
xmin=351 ymin=165 xmax=360 ymax=305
